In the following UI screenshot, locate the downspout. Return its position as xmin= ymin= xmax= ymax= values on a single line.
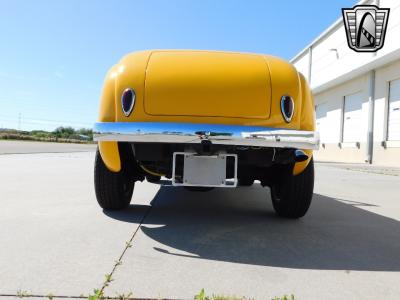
xmin=366 ymin=0 xmax=379 ymax=163
xmin=366 ymin=70 xmax=375 ymax=164
xmin=308 ymin=46 xmax=313 ymax=85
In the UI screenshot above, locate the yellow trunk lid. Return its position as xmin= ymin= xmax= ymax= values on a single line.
xmin=144 ymin=51 xmax=271 ymax=119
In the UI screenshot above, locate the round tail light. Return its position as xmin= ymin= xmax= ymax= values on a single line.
xmin=280 ymin=95 xmax=294 ymax=123
xmin=121 ymin=88 xmax=135 ymax=117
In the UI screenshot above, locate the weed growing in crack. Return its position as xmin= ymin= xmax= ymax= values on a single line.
xmin=194 ymin=288 xmax=295 ymax=300
xmin=88 ymin=288 xmax=104 ymax=300
xmin=103 ymin=273 xmax=114 ymax=288
xmin=114 ymin=260 xmax=123 ymax=266
xmin=272 ymin=296 xmax=295 ymax=300
xmin=16 ymin=290 xmax=30 ymax=298
xmin=115 ymin=291 xmax=133 ymax=300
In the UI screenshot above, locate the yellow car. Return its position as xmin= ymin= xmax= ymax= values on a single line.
xmin=93 ymin=50 xmax=319 ymax=218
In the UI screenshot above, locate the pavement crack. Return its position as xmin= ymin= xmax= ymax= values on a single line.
xmin=99 ymin=202 xmax=155 ymax=295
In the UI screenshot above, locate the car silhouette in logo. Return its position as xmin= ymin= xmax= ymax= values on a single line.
xmin=342 ymin=5 xmax=390 ymax=52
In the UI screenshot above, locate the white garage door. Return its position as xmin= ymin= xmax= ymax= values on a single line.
xmin=343 ymin=92 xmax=365 ymax=143
xmin=316 ymin=101 xmax=343 ymax=143
xmin=388 ymin=79 xmax=400 ymax=141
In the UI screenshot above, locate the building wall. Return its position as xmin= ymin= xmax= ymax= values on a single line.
xmin=313 ymin=59 xmax=400 ymax=166
xmin=292 ymin=0 xmax=400 ymax=166
xmin=314 ymin=74 xmax=370 ymax=163
xmin=372 ymin=59 xmax=400 ymax=166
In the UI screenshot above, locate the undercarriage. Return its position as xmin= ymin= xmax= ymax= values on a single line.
xmin=131 ymin=142 xmax=302 ymax=188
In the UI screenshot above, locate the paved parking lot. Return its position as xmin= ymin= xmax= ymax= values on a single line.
xmin=0 ymin=141 xmax=400 ymax=299
xmin=0 ymin=140 xmax=96 ymax=154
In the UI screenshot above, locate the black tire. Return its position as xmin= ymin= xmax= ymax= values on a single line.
xmin=146 ymin=174 xmax=161 ymax=183
xmin=94 ymin=146 xmax=134 ymax=210
xmin=238 ymin=178 xmax=254 ymax=186
xmin=271 ymin=158 xmax=314 ymax=219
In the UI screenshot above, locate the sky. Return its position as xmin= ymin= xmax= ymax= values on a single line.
xmin=0 ymin=0 xmax=356 ymax=131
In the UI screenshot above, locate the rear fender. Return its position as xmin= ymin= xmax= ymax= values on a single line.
xmin=97 ymin=65 xmax=121 ymax=172
xmin=98 ymin=141 xmax=121 ymax=172
xmin=293 ymin=73 xmax=315 ymax=175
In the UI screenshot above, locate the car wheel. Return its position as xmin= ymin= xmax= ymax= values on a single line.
xmin=238 ymin=178 xmax=254 ymax=186
xmin=94 ymin=146 xmax=134 ymax=210
xmin=271 ymin=158 xmax=314 ymax=219
xmin=146 ymin=174 xmax=161 ymax=183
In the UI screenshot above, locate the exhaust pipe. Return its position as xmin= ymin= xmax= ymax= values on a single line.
xmin=294 ymin=150 xmax=309 ymax=162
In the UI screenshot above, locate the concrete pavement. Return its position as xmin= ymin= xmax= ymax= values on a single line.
xmin=0 ymin=141 xmax=400 ymax=299
xmin=0 ymin=140 xmax=96 ymax=154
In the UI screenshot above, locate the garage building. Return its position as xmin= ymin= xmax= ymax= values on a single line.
xmin=292 ymin=0 xmax=400 ymax=166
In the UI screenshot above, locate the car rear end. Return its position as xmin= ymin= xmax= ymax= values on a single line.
xmin=93 ymin=50 xmax=319 ymax=218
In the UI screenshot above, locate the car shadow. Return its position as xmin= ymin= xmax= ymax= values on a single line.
xmin=104 ymin=184 xmax=400 ymax=271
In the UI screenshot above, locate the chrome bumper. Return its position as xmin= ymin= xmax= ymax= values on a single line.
xmin=93 ymin=122 xmax=320 ymax=150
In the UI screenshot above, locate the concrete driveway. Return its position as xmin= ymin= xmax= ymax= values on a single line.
xmin=0 ymin=141 xmax=400 ymax=299
xmin=0 ymin=140 xmax=96 ymax=154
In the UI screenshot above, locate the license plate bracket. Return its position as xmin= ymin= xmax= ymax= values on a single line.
xmin=172 ymin=152 xmax=237 ymax=187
